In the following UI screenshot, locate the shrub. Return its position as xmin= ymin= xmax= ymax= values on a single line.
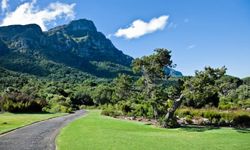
xmin=43 ymin=94 xmax=72 ymax=113
xmin=71 ymin=92 xmax=94 ymax=107
xmin=175 ymin=108 xmax=250 ymax=127
xmin=120 ymin=101 xmax=133 ymax=114
xmin=233 ymin=115 xmax=250 ymax=127
xmin=0 ymin=92 xmax=47 ymax=113
xmin=101 ymin=105 xmax=122 ymax=117
xmin=175 ymin=109 xmax=191 ymax=118
xmin=202 ymin=110 xmax=221 ymax=121
xmin=44 ymin=104 xmax=72 ymax=113
xmin=134 ymin=104 xmax=150 ymax=117
xmin=185 ymin=115 xmax=193 ymax=124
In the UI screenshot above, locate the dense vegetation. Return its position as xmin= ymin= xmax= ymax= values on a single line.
xmin=99 ymin=49 xmax=250 ymax=127
xmin=0 ymin=48 xmax=249 ymax=128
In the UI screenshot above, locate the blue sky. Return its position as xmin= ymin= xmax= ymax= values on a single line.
xmin=1 ymin=0 xmax=250 ymax=78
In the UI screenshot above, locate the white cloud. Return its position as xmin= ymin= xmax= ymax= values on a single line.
xmin=187 ymin=44 xmax=196 ymax=49
xmin=115 ymin=15 xmax=169 ymax=39
xmin=1 ymin=0 xmax=8 ymax=12
xmin=0 ymin=0 xmax=75 ymax=31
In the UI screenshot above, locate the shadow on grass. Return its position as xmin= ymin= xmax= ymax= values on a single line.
xmin=178 ymin=125 xmax=250 ymax=133
xmin=179 ymin=125 xmax=220 ymax=132
xmin=12 ymin=112 xmax=52 ymax=115
xmin=233 ymin=128 xmax=250 ymax=134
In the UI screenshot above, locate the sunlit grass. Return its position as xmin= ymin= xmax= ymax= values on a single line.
xmin=57 ymin=110 xmax=250 ymax=150
xmin=0 ymin=112 xmax=66 ymax=134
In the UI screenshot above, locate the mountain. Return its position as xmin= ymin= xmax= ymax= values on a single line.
xmin=0 ymin=19 xmax=133 ymax=80
xmin=164 ymin=67 xmax=183 ymax=77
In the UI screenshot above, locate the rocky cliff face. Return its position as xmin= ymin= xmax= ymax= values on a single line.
xmin=44 ymin=19 xmax=131 ymax=65
xmin=164 ymin=67 xmax=183 ymax=77
xmin=0 ymin=24 xmax=45 ymax=52
xmin=0 ymin=19 xmax=133 ymax=78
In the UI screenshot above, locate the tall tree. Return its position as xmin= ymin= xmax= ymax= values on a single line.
xmin=132 ymin=48 xmax=228 ymax=127
xmin=132 ymin=48 xmax=176 ymax=121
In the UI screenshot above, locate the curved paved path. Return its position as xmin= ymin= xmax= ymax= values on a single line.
xmin=0 ymin=110 xmax=86 ymax=150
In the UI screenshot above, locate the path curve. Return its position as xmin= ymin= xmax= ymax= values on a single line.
xmin=0 ymin=110 xmax=86 ymax=150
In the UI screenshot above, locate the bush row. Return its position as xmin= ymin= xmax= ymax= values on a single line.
xmin=100 ymin=102 xmax=156 ymax=118
xmin=175 ymin=108 xmax=250 ymax=127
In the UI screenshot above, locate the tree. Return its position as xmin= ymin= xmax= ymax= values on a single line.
xmin=92 ymin=84 xmax=114 ymax=105
xmin=243 ymin=77 xmax=250 ymax=86
xmin=217 ymin=75 xmax=242 ymax=96
xmin=71 ymin=92 xmax=94 ymax=107
xmin=132 ymin=48 xmax=179 ymax=125
xmin=183 ymin=66 xmax=226 ymax=108
xmin=112 ymin=74 xmax=133 ymax=103
xmin=236 ymin=85 xmax=250 ymax=100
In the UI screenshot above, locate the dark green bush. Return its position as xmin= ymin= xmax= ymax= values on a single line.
xmin=121 ymin=102 xmax=133 ymax=114
xmin=233 ymin=115 xmax=250 ymax=127
xmin=71 ymin=92 xmax=94 ymax=107
xmin=0 ymin=92 xmax=47 ymax=113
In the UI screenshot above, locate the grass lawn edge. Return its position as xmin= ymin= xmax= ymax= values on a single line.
xmin=0 ymin=113 xmax=68 ymax=136
xmin=56 ymin=110 xmax=250 ymax=150
xmin=55 ymin=110 xmax=89 ymax=150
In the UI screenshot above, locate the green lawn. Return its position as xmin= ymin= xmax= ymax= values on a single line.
xmin=57 ymin=110 xmax=250 ymax=150
xmin=0 ymin=112 xmax=65 ymax=134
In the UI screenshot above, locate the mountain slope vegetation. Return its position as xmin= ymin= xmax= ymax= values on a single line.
xmin=0 ymin=19 xmax=133 ymax=79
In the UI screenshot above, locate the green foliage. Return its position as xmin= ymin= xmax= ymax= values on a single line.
xmin=0 ymin=92 xmax=46 ymax=113
xmin=217 ymin=75 xmax=242 ymax=96
xmin=43 ymin=94 xmax=72 ymax=113
xmin=131 ymin=48 xmax=176 ymax=120
xmin=236 ymin=85 xmax=250 ymax=100
xmin=101 ymin=105 xmax=122 ymax=117
xmin=71 ymin=92 xmax=94 ymax=107
xmin=219 ymin=85 xmax=250 ymax=109
xmin=243 ymin=77 xmax=250 ymax=86
xmin=132 ymin=102 xmax=154 ymax=118
xmin=132 ymin=48 xmax=173 ymax=78
xmin=183 ymin=66 xmax=226 ymax=108
xmin=175 ymin=108 xmax=250 ymax=127
xmin=91 ymin=84 xmax=114 ymax=105
xmin=112 ymin=74 xmax=133 ymax=102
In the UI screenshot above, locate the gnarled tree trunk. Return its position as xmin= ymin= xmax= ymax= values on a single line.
xmin=163 ymin=94 xmax=184 ymax=127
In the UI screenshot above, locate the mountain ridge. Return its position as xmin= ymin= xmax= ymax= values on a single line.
xmin=0 ymin=19 xmax=133 ymax=79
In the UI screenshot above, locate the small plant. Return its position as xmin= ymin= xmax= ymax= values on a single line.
xmin=2 ymin=122 xmax=8 ymax=125
xmin=185 ymin=115 xmax=193 ymax=124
